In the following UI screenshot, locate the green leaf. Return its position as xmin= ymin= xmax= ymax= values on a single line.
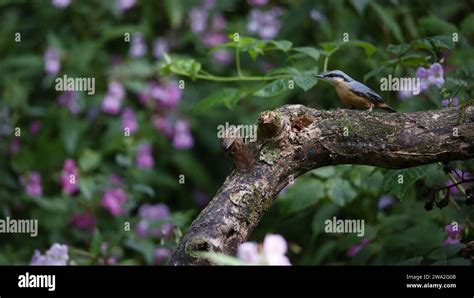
xmin=326 ymin=178 xmax=357 ymax=207
xmin=319 ymin=42 xmax=340 ymax=53
xmin=236 ymin=39 xmax=267 ymax=59
xmin=269 ymin=40 xmax=293 ymax=52
xmin=164 ymin=0 xmax=183 ymax=29
xmin=363 ymin=65 xmax=387 ymax=82
xmin=131 ymin=184 xmax=155 ymax=198
xmin=347 ymin=40 xmax=377 ymax=57
xmin=79 ymin=149 xmax=101 ymax=173
xmin=311 ymin=167 xmax=337 ymax=179
xmin=411 ymin=36 xmax=454 ymax=52
xmin=172 ymin=152 xmax=213 ymax=190
xmin=396 ymin=55 xmax=430 ymax=67
xmin=169 ymin=58 xmax=201 ymax=80
xmin=254 ymin=79 xmax=289 ymax=97
xmin=311 ymin=204 xmax=340 ymax=237
xmin=397 ymin=256 xmax=423 ymax=265
xmin=115 ymin=154 xmax=132 ymax=167
xmin=446 ymin=258 xmax=471 ymax=265
xmin=124 ymin=239 xmax=155 ymax=265
xmin=460 ymin=13 xmax=474 ymax=36
xmin=277 ymin=179 xmax=326 ymax=215
xmin=382 ymin=166 xmax=428 ymax=201
xmin=386 ymin=43 xmax=411 ymax=56
xmin=426 ymin=243 xmax=464 ymax=261
xmin=418 ymin=16 xmax=457 ymax=36
xmin=90 ymin=229 xmax=102 ymax=257
xmin=197 ymin=252 xmax=246 ymax=265
xmin=60 ymin=116 xmax=86 ymax=154
xmin=24 ymin=196 xmax=67 ymax=212
xmin=351 ymin=0 xmax=370 ymax=15
xmin=293 ymin=75 xmax=317 ymax=91
xmin=78 ymin=177 xmax=95 ymax=200
xmin=113 ymin=60 xmax=153 ymax=78
xmin=370 ymin=2 xmax=403 ymax=43
xmin=266 ymin=66 xmax=299 ymax=76
xmin=192 ymin=88 xmax=240 ymax=112
xmin=293 ymin=47 xmax=320 ymax=61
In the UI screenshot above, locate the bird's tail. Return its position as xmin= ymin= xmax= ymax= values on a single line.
xmin=379 ymin=103 xmax=397 ymax=113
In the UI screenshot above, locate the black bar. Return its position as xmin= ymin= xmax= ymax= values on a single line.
xmin=0 ymin=265 xmax=472 ymax=297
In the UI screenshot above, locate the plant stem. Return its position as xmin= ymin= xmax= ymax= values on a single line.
xmin=323 ymin=55 xmax=329 ymax=73
xmin=172 ymin=69 xmax=291 ymax=82
xmin=69 ymin=247 xmax=93 ymax=258
xmin=236 ymin=46 xmax=242 ymax=78
xmin=447 ymin=172 xmax=474 ymax=229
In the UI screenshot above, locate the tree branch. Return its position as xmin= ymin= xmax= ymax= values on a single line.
xmin=170 ymin=105 xmax=474 ymax=265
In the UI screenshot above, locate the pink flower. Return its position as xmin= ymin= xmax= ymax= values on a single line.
xmin=10 ymin=138 xmax=21 ymax=155
xmin=247 ymin=8 xmax=283 ymax=39
xmin=152 ymin=115 xmax=174 ymax=138
xmin=136 ymin=204 xmax=173 ymax=238
xmin=202 ymin=32 xmax=227 ymax=48
xmin=60 ymin=159 xmax=79 ymax=195
xmin=442 ymin=96 xmax=459 ymax=107
xmin=20 ymin=171 xmax=42 ymax=197
xmin=237 ymin=242 xmax=260 ymax=264
xmin=212 ymin=49 xmax=233 ymax=65
xmin=129 ymin=33 xmax=147 ymax=57
xmin=346 ymin=238 xmax=370 ymax=257
xmin=58 ymin=91 xmax=80 ymax=114
xmin=116 ymin=0 xmax=136 ymax=11
xmin=378 ymin=195 xmax=395 ymax=210
xmin=136 ymin=143 xmax=154 ymax=168
xmin=309 ymin=9 xmax=322 ymax=22
xmin=102 ymin=188 xmax=128 ymax=216
xmin=202 ymin=0 xmax=215 ymax=9
xmin=108 ymin=174 xmax=123 ymax=186
xmin=237 ymin=234 xmax=291 ymax=265
xmin=121 ymin=108 xmax=138 ymax=134
xmin=189 ymin=8 xmax=208 ymax=33
xmin=398 ymin=90 xmax=413 ymax=101
xmin=152 ymin=81 xmax=182 ymax=109
xmin=443 ymin=223 xmax=462 ymax=246
xmin=414 ymin=63 xmax=445 ymax=95
xmin=29 ymin=120 xmax=42 ymax=135
xmin=154 ymin=248 xmax=171 ymax=265
xmin=102 ymin=81 xmax=125 ymax=114
xmin=446 ymin=169 xmax=471 ymax=195
xmin=51 ymin=0 xmax=70 ymax=8
xmin=211 ymin=14 xmax=227 ymax=31
xmin=44 ymin=47 xmax=60 ymax=75
xmin=248 ymin=0 xmax=268 ymax=6
xmin=263 ymin=234 xmax=291 ymax=265
xmin=428 ymin=63 xmax=445 ymax=86
xmin=71 ymin=212 xmax=96 ymax=232
xmin=153 ymin=38 xmax=169 ymax=59
xmin=31 ymin=243 xmax=69 ymax=266
xmin=173 ymin=120 xmax=194 ymax=150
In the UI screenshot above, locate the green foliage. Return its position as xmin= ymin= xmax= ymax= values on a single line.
xmin=254 ymin=78 xmax=290 ymax=97
xmin=1 ymin=0 xmax=473 ymax=267
xmin=382 ymin=166 xmax=428 ymax=201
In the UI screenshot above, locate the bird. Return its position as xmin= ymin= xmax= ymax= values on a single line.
xmin=220 ymin=126 xmax=253 ymax=170
xmin=315 ymin=70 xmax=396 ymax=113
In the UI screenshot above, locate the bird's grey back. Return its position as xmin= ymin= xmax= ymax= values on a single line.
xmin=348 ymin=80 xmax=383 ymax=103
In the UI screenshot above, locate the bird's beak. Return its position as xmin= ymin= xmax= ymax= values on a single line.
xmin=315 ymin=74 xmax=324 ymax=79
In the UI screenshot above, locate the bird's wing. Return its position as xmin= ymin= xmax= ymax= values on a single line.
xmin=348 ymin=81 xmax=384 ymax=104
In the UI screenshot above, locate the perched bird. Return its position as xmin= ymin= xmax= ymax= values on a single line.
xmin=316 ymin=70 xmax=396 ymax=112
xmin=220 ymin=126 xmax=253 ymax=170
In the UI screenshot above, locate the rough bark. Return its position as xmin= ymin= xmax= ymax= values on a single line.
xmin=170 ymin=104 xmax=474 ymax=265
